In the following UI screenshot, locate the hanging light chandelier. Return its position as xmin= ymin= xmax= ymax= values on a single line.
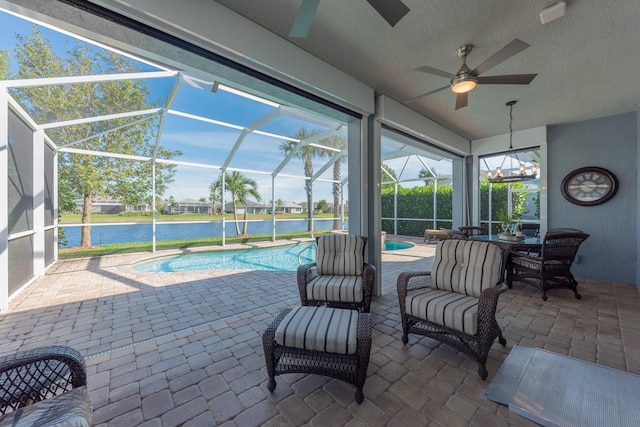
xmin=487 ymin=100 xmax=538 ymax=183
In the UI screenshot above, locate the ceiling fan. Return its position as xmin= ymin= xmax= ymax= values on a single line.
xmin=289 ymin=0 xmax=410 ymax=38
xmin=408 ymin=39 xmax=537 ymax=110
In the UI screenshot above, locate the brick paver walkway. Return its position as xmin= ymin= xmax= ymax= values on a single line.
xmin=2 ymin=236 xmax=639 ymax=426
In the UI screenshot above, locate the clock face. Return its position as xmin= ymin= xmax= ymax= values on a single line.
xmin=561 ymin=167 xmax=618 ymax=206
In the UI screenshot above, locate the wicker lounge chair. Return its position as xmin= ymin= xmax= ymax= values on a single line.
xmin=506 ymin=229 xmax=589 ymax=300
xmin=297 ymin=234 xmax=375 ymax=312
xmin=397 ymin=239 xmax=508 ymax=379
xmin=0 ymin=346 xmax=92 ymax=426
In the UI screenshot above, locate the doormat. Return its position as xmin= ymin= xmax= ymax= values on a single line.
xmin=484 ymin=345 xmax=640 ymax=427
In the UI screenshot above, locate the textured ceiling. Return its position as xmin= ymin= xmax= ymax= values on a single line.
xmin=214 ymin=0 xmax=640 ymax=140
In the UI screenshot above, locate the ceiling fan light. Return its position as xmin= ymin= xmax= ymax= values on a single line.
xmin=451 ymin=79 xmax=476 ymax=94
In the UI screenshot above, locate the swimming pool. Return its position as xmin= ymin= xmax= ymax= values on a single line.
xmin=133 ymin=240 xmax=413 ymax=272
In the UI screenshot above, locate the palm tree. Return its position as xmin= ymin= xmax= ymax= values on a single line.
xmin=418 ymin=167 xmax=441 ymax=185
xmin=280 ymin=128 xmax=324 ymax=231
xmin=209 ymin=171 xmax=261 ymax=235
xmin=322 ymin=135 xmax=347 ymax=230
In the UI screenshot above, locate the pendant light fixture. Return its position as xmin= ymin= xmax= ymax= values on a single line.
xmin=487 ymin=100 xmax=538 ymax=183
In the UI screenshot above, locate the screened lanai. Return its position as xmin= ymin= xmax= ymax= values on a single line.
xmin=0 ymin=10 xmax=465 ymax=310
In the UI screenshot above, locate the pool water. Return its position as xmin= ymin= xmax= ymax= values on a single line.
xmin=134 ymin=240 xmax=413 ymax=273
xmin=384 ymin=240 xmax=413 ymax=251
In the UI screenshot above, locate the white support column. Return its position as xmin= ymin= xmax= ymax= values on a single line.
xmin=53 ymin=148 xmax=59 ymax=262
xmin=221 ymin=172 xmax=226 ymax=246
xmin=309 ymin=181 xmax=314 ymax=238
xmin=271 ymin=176 xmax=276 ymax=241
xmin=366 ymin=115 xmax=382 ymax=295
xmin=393 ymin=183 xmax=398 ymax=235
xmin=348 ymin=120 xmax=365 ymax=236
xmin=152 ymin=162 xmax=156 ymax=252
xmin=451 ymin=157 xmax=464 ymax=228
xmin=0 ymin=89 xmax=8 ymax=311
xmin=33 ymin=129 xmax=45 ymax=277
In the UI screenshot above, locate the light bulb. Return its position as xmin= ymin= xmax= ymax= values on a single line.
xmin=451 ymin=80 xmax=476 ymax=94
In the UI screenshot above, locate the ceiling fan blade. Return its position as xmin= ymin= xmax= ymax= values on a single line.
xmin=455 ymin=92 xmax=468 ymax=110
xmin=415 ymin=65 xmax=455 ymax=79
xmin=366 ymin=0 xmax=410 ymax=27
xmin=471 ymin=39 xmax=530 ymax=76
xmin=477 ymin=74 xmax=537 ymax=85
xmin=405 ymin=85 xmax=449 ymax=103
xmin=289 ymin=0 xmax=320 ymax=38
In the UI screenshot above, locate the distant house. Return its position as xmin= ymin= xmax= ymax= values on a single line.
xmin=73 ymin=196 xmax=152 ymax=214
xmin=269 ymin=201 xmax=303 ymax=214
xmin=224 ymin=199 xmax=268 ymax=214
xmin=177 ymin=198 xmax=215 ymax=214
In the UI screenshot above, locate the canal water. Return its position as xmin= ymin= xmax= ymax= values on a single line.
xmin=60 ymin=219 xmax=347 ymax=248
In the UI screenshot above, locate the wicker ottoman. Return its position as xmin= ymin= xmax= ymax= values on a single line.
xmin=262 ymin=306 xmax=372 ymax=403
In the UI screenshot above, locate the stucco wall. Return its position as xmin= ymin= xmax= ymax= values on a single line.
xmin=548 ymin=112 xmax=637 ymax=285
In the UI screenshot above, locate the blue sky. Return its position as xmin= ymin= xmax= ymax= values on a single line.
xmin=0 ymin=8 xmax=454 ymax=205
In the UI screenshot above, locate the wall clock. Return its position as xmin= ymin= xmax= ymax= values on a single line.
xmin=561 ymin=167 xmax=618 ymax=206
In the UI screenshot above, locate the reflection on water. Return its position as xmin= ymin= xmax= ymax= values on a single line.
xmin=60 ymin=219 xmax=348 ymax=248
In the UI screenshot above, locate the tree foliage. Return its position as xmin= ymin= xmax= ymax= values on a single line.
xmin=209 ymin=171 xmax=261 ymax=235
xmin=315 ymin=199 xmax=329 ymax=213
xmin=11 ymin=26 xmax=181 ymax=247
xmin=0 ymin=50 xmax=9 ymax=79
xmin=381 ymin=164 xmax=398 ymax=191
xmin=279 ymin=127 xmax=325 ymax=231
xmin=381 ymin=184 xmax=453 ymax=236
xmin=479 ymin=180 xmax=528 ymax=232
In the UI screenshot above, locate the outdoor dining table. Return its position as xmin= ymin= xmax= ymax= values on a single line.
xmin=469 ymin=235 xmax=542 ymax=281
xmin=469 ymin=234 xmax=542 ymax=253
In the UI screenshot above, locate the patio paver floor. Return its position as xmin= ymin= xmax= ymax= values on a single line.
xmin=2 ymin=236 xmax=640 ymax=426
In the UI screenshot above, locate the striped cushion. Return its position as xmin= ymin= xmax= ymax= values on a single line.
xmin=316 ymin=234 xmax=365 ymax=276
xmin=275 ymin=306 xmax=359 ymax=355
xmin=405 ymin=288 xmax=479 ymax=335
xmin=431 ymin=240 xmax=503 ymax=297
xmin=306 ymin=274 xmax=363 ymax=303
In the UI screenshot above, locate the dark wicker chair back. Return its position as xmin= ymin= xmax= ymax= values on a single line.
xmin=458 ymin=226 xmax=487 ymax=236
xmin=507 ymin=230 xmax=589 ymax=300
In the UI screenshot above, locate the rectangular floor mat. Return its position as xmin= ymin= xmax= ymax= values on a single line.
xmin=484 ymin=346 xmax=640 ymax=427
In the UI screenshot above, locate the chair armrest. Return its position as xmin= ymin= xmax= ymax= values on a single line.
xmin=296 ymin=263 xmax=317 ymax=305
xmin=477 ymin=283 xmax=509 ymax=336
xmin=397 ymin=271 xmax=432 ymax=320
xmin=362 ymin=263 xmax=376 ymax=312
xmin=0 ymin=346 xmax=87 ymax=414
xmin=397 ymin=271 xmax=432 ymax=297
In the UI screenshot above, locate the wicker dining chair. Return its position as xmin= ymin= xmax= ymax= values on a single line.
xmin=297 ymin=234 xmax=375 ymax=312
xmin=507 ymin=229 xmax=589 ymax=300
xmin=458 ymin=226 xmax=488 ymax=236
xmin=397 ymin=239 xmax=508 ymax=379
